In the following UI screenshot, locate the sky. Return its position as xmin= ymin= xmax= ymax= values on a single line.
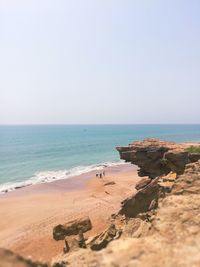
xmin=0 ymin=0 xmax=200 ymax=124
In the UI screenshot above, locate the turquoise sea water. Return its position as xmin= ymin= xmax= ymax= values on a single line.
xmin=0 ymin=124 xmax=200 ymax=193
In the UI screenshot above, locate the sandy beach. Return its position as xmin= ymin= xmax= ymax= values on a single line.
xmin=0 ymin=163 xmax=140 ymax=264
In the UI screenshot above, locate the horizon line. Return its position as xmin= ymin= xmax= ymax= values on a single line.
xmin=0 ymin=123 xmax=200 ymax=126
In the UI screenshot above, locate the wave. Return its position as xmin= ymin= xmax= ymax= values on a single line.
xmin=0 ymin=160 xmax=127 ymax=194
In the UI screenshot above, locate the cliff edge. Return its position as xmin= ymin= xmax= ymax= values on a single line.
xmin=116 ymin=138 xmax=200 ymax=178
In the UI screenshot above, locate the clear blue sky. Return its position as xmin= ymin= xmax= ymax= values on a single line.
xmin=0 ymin=0 xmax=200 ymax=124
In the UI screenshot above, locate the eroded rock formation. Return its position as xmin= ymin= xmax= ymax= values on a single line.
xmin=53 ymin=216 xmax=92 ymax=241
xmin=89 ymin=224 xmax=122 ymax=251
xmin=119 ymin=176 xmax=162 ymax=217
xmin=52 ymin=160 xmax=200 ymax=267
xmin=116 ymin=138 xmax=200 ymax=178
xmin=51 ymin=139 xmax=200 ymax=267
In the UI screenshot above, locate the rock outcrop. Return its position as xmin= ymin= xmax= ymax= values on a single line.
xmin=52 ymin=139 xmax=200 ymax=267
xmin=119 ymin=177 xmax=162 ymax=217
xmin=135 ymin=177 xmax=151 ymax=190
xmin=89 ymin=224 xmax=122 ymax=251
xmin=0 ymin=248 xmax=47 ymax=267
xmin=52 ymin=160 xmax=200 ymax=267
xmin=53 ymin=216 xmax=92 ymax=240
xmin=116 ymin=138 xmax=200 ymax=178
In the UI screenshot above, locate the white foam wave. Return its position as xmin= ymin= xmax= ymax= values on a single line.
xmin=0 ymin=160 xmax=127 ymax=194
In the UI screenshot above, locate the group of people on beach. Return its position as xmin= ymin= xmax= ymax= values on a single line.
xmin=96 ymin=170 xmax=105 ymax=178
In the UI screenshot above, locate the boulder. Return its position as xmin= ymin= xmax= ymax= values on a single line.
xmin=119 ymin=177 xmax=162 ymax=217
xmin=53 ymin=216 xmax=92 ymax=240
xmin=89 ymin=224 xmax=122 ymax=251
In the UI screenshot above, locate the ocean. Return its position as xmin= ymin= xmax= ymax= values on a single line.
xmin=0 ymin=124 xmax=200 ymax=193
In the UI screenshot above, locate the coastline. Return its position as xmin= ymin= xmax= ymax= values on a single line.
xmin=0 ymin=163 xmax=140 ymax=263
xmin=1 ymin=124 xmax=200 ymax=196
xmin=0 ymin=161 xmax=128 ymax=195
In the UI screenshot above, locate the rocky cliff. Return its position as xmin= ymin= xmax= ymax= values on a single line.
xmin=51 ymin=139 xmax=200 ymax=267
xmin=52 ymin=160 xmax=200 ymax=267
xmin=116 ymin=138 xmax=200 ymax=178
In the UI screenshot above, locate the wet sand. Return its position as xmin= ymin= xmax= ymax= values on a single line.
xmin=0 ymin=163 xmax=141 ymax=264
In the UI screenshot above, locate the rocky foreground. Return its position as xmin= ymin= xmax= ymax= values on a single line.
xmin=2 ymin=139 xmax=200 ymax=267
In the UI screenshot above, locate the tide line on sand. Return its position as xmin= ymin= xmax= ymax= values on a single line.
xmin=0 ymin=160 xmax=128 ymax=194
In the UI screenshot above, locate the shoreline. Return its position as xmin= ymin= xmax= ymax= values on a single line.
xmin=0 ymin=163 xmax=140 ymax=263
xmin=0 ymin=160 xmax=127 ymax=196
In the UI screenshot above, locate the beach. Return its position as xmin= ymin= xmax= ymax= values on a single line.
xmin=0 ymin=163 xmax=140 ymax=264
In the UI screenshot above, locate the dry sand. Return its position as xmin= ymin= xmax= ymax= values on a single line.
xmin=0 ymin=164 xmax=140 ymax=264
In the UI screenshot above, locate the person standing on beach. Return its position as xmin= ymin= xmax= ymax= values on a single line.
xmin=103 ymin=171 xmax=105 ymax=176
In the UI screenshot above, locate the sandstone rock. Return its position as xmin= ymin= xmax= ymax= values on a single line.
xmin=89 ymin=224 xmax=122 ymax=251
xmin=135 ymin=177 xmax=151 ymax=190
xmin=69 ymin=238 xmax=80 ymax=251
xmin=119 ymin=177 xmax=162 ymax=217
xmin=116 ymin=138 xmax=200 ymax=178
xmin=189 ymin=153 xmax=200 ymax=162
xmin=162 ymin=171 xmax=177 ymax=181
xmin=0 ymin=248 xmax=47 ymax=267
xmin=53 ymin=216 xmax=92 ymax=240
xmin=157 ymin=181 xmax=173 ymax=193
xmin=172 ymin=160 xmax=200 ymax=195
xmin=122 ymin=218 xmax=151 ymax=238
